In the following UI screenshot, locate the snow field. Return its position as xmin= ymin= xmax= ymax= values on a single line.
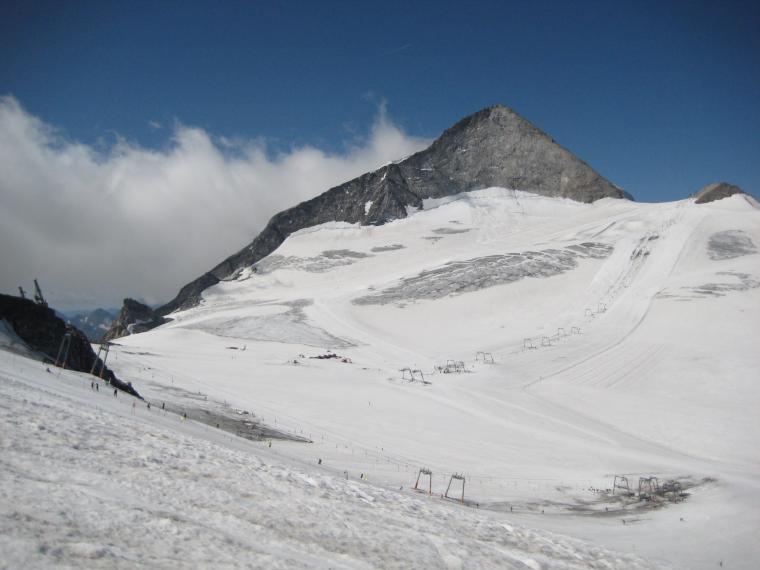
xmin=0 ymin=350 xmax=661 ymax=569
xmin=61 ymin=189 xmax=760 ymax=568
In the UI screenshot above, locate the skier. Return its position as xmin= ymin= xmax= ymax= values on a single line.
xmin=113 ymin=388 xmax=117 ymax=397
xmin=147 ymin=402 xmax=151 ymax=410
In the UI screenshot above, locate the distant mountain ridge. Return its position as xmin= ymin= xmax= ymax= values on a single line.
xmin=65 ymin=308 xmax=116 ymax=343
xmin=106 ymin=105 xmax=630 ymax=338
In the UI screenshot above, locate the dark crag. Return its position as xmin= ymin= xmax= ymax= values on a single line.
xmin=0 ymin=294 xmax=141 ymax=398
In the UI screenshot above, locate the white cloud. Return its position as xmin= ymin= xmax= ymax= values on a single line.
xmin=0 ymin=96 xmax=430 ymax=310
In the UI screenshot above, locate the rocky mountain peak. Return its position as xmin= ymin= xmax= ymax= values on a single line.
xmin=106 ymin=105 xmax=632 ymax=336
xmin=694 ymin=182 xmax=746 ymax=204
xmin=103 ymin=298 xmax=166 ymax=341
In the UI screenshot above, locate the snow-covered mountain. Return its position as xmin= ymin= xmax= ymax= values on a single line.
xmin=3 ymin=186 xmax=759 ymax=568
xmin=65 ymin=308 xmax=116 ymax=342
xmin=106 ymin=105 xmax=629 ymax=324
xmin=97 ymin=187 xmax=760 ymax=569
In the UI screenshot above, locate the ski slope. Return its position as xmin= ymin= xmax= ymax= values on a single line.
xmin=0 ymin=349 xmax=659 ymax=569
xmin=108 ymin=188 xmax=760 ymax=569
xmin=6 ymin=188 xmax=758 ymax=568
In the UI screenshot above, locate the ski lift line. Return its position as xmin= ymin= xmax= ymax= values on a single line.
xmin=304 ymin=435 xmax=602 ymax=485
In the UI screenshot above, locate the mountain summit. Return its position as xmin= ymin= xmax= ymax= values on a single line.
xmin=693 ymin=182 xmax=747 ymax=204
xmin=107 ymin=105 xmax=629 ymax=332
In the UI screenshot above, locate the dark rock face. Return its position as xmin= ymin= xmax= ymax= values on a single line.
xmin=396 ymin=106 xmax=629 ymax=203
xmin=156 ymin=273 xmax=219 ymax=317
xmin=0 ymin=294 xmax=140 ymax=397
xmin=110 ymin=105 xmax=629 ymax=336
xmin=694 ymin=182 xmax=746 ymax=204
xmin=103 ymin=298 xmax=166 ymax=341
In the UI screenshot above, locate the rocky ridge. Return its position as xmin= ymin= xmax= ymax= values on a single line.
xmin=0 ymin=294 xmax=140 ymax=397
xmin=103 ymin=298 xmax=166 ymax=342
xmin=694 ymin=182 xmax=747 ymax=204
xmin=107 ymin=105 xmax=630 ymax=338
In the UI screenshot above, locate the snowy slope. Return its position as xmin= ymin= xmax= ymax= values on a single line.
xmin=0 ymin=350 xmax=660 ymax=569
xmin=107 ymin=189 xmax=760 ymax=569
xmin=14 ymin=188 xmax=758 ymax=568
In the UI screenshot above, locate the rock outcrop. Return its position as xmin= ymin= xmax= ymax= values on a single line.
xmin=694 ymin=182 xmax=746 ymax=204
xmin=0 ymin=294 xmax=140 ymax=397
xmin=108 ymin=105 xmax=630 ymax=336
xmin=103 ymin=298 xmax=166 ymax=342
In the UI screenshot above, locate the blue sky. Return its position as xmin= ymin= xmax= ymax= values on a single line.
xmin=1 ymin=1 xmax=759 ymax=309
xmin=3 ymin=0 xmax=758 ymax=201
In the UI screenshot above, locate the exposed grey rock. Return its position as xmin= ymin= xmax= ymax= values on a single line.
xmin=103 ymin=298 xmax=166 ymax=341
xmin=371 ymin=244 xmax=405 ymax=253
xmin=110 ymin=105 xmax=630 ymax=337
xmin=658 ymin=271 xmax=760 ymax=299
xmin=432 ymin=227 xmax=471 ymax=235
xmin=692 ymin=272 xmax=760 ymax=296
xmin=253 ymin=250 xmax=373 ymax=275
xmin=694 ymin=182 xmax=746 ymax=204
xmin=0 ymin=294 xmax=140 ymax=397
xmin=321 ymin=249 xmax=370 ymax=259
xmin=157 ymin=272 xmax=220 ymax=317
xmin=353 ymin=242 xmax=614 ymax=306
xmin=708 ymin=230 xmax=757 ymax=260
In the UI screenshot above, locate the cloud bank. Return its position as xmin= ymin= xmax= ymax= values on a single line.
xmin=0 ymin=97 xmax=430 ymax=310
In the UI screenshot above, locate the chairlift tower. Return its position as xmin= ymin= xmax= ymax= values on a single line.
xmin=33 ymin=279 xmax=47 ymax=307
xmin=613 ymin=475 xmax=631 ymax=495
xmin=414 ymin=468 xmax=433 ymax=494
xmin=55 ymin=331 xmax=72 ymax=368
xmin=445 ymin=473 xmax=466 ymax=503
xmin=90 ymin=342 xmax=112 ymax=379
xmin=476 ymin=351 xmax=494 ymax=363
xmin=638 ymin=476 xmax=659 ymax=499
